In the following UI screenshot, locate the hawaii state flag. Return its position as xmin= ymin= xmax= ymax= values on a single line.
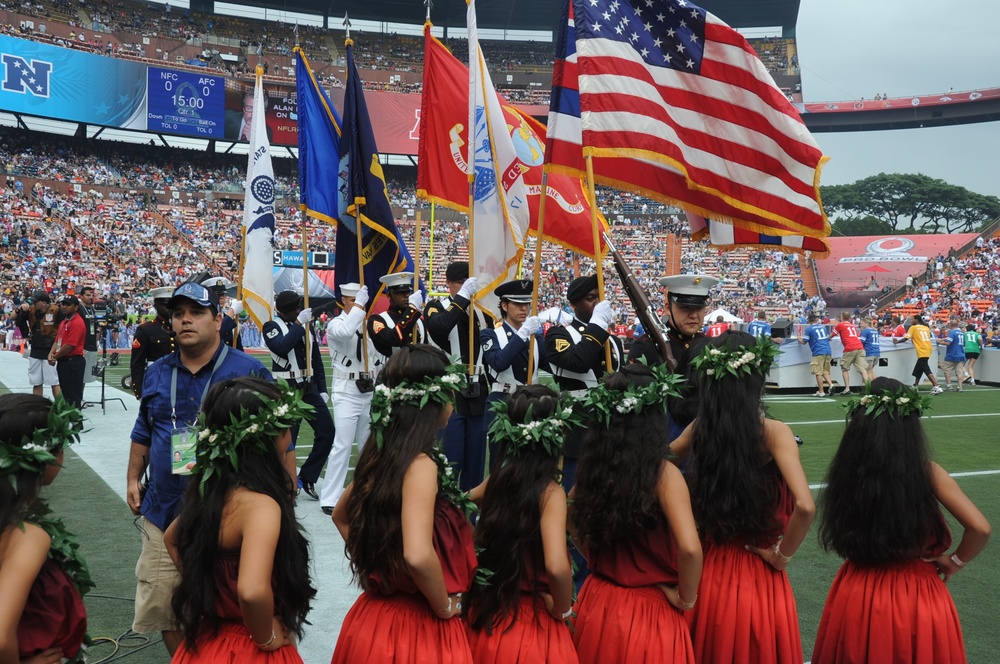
xmin=418 ymin=22 xmax=608 ymax=258
xmin=240 ymin=67 xmax=275 ymax=329
xmin=547 ymin=0 xmax=830 ymax=253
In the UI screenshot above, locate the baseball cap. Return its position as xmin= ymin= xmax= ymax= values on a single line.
xmin=169 ymin=282 xmax=220 ymax=312
xmin=60 ymin=295 xmax=80 ymax=306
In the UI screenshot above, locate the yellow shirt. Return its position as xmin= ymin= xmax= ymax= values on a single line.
xmin=904 ymin=324 xmax=933 ymax=358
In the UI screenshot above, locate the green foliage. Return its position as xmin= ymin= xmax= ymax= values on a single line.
xmin=820 ymin=173 xmax=1000 ymax=233
xmin=830 ymin=215 xmax=894 ymax=237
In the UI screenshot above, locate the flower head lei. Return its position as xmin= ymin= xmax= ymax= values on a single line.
xmin=0 ymin=396 xmax=85 ymax=481
xmin=369 ymin=362 xmax=466 ymax=450
xmin=583 ymin=364 xmax=683 ymax=427
xmin=488 ymin=394 xmax=582 ymax=459
xmin=192 ymin=381 xmax=314 ymax=496
xmin=691 ymin=335 xmax=781 ymax=381
xmin=844 ymin=384 xmax=932 ymax=421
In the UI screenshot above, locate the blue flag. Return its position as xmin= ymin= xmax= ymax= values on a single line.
xmin=295 ymin=48 xmax=342 ymax=226
xmin=336 ymin=41 xmax=420 ymax=307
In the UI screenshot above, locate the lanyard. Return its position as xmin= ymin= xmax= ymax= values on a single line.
xmin=170 ymin=344 xmax=229 ymax=429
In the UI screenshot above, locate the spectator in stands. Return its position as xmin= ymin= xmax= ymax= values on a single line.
xmin=704 ymin=315 xmax=730 ymax=338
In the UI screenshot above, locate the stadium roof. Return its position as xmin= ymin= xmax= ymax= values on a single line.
xmin=218 ymin=0 xmax=801 ymax=34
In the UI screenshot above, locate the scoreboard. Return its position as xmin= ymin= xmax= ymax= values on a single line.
xmin=146 ymin=67 xmax=225 ymax=138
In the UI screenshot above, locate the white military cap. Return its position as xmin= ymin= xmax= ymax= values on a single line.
xmin=379 ymin=272 xmax=415 ymax=291
xmin=340 ymin=282 xmax=362 ymax=297
xmin=658 ymin=274 xmax=721 ymax=307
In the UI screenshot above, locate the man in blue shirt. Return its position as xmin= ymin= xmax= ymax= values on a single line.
xmin=125 ymin=281 xmax=270 ymax=656
xmin=859 ymin=317 xmax=881 ymax=382
xmin=746 ymin=310 xmax=772 ymax=339
xmin=798 ymin=312 xmax=834 ymax=396
xmin=937 ymin=317 xmax=967 ymax=392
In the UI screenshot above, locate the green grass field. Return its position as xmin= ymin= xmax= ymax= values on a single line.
xmin=7 ymin=354 xmax=1000 ymax=662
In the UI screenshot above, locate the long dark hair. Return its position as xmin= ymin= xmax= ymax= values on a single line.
xmin=171 ymin=378 xmax=314 ymax=649
xmin=467 ymin=385 xmax=562 ymax=634
xmin=687 ymin=331 xmax=778 ymax=546
xmin=0 ymin=394 xmax=54 ymax=533
xmin=572 ymin=364 xmax=670 ymax=555
xmin=819 ymin=376 xmax=949 ymax=563
xmin=345 ymin=344 xmax=451 ymax=592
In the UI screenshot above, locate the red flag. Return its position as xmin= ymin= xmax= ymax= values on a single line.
xmin=548 ymin=0 xmax=830 ymax=245
xmin=417 ymin=25 xmax=607 ymax=258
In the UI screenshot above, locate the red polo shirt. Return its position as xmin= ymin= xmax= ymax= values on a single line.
xmin=56 ymin=313 xmax=86 ymax=357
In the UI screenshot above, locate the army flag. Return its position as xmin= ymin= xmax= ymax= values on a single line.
xmin=418 ymin=23 xmax=607 ymax=258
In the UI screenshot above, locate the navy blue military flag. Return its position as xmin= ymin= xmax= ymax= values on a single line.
xmin=295 ymin=47 xmax=342 ymax=226
xmin=337 ymin=40 xmax=421 ymax=307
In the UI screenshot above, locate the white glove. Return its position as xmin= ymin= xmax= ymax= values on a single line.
xmin=590 ymin=301 xmax=612 ymax=329
xmin=297 ymin=308 xmax=313 ymax=325
xmin=319 ymin=392 xmax=330 ymax=404
xmin=230 ymin=300 xmax=244 ymax=316
xmin=354 ymin=285 xmax=370 ymax=308
xmin=408 ymin=291 xmax=424 ymax=310
xmin=457 ymin=277 xmax=479 ymax=301
xmin=517 ymin=316 xmax=541 ymax=340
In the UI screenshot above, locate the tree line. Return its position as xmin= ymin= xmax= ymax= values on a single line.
xmin=820 ymin=173 xmax=1000 ymax=236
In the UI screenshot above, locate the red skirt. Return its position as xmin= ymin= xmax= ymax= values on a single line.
xmin=467 ymin=594 xmax=578 ymax=664
xmin=812 ymin=559 xmax=966 ymax=664
xmin=572 ymin=575 xmax=694 ymax=664
xmin=332 ymin=591 xmax=473 ymax=664
xmin=171 ymin=621 xmax=304 ymax=663
xmin=686 ymin=543 xmax=802 ymax=664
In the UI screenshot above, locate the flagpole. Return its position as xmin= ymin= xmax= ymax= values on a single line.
xmin=411 ymin=205 xmax=423 ymax=343
xmin=301 ymin=209 xmax=312 ymax=378
xmin=526 ymin=171 xmax=549 ymax=384
xmin=236 ymin=225 xmax=246 ymax=302
xmin=585 ymin=155 xmax=612 ymax=370
xmin=466 ymin=2 xmax=477 ymax=378
xmin=430 ymin=203 xmax=436 ymax=288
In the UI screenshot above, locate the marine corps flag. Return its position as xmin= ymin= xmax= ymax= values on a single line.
xmin=338 ymin=40 xmax=420 ymax=307
xmin=240 ymin=67 xmax=275 ymax=329
xmin=417 ymin=22 xmax=608 ymax=259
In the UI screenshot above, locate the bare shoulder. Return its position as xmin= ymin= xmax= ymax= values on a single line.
xmin=763 ymin=418 xmax=794 ymax=441
xmin=0 ymin=522 xmax=51 ymax=568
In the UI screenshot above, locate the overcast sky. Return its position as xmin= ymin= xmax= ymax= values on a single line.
xmin=795 ymin=0 xmax=1000 ymax=199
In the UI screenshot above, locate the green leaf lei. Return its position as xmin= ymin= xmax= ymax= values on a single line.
xmin=844 ymin=383 xmax=933 ymax=420
xmin=487 ymin=394 xmax=582 ymax=460
xmin=431 ymin=448 xmax=478 ymax=519
xmin=690 ymin=334 xmax=782 ymax=381
xmin=192 ymin=381 xmax=314 ymax=496
xmin=369 ymin=363 xmax=466 ymax=450
xmin=582 ymin=363 xmax=684 ymax=427
xmin=0 ymin=396 xmax=85 ymax=481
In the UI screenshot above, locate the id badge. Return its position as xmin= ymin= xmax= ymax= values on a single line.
xmin=171 ymin=426 xmax=198 ymax=475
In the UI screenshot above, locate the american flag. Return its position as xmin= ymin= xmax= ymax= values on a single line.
xmin=549 ymin=0 xmax=830 ymax=245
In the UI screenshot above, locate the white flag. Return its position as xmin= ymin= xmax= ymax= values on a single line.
xmin=240 ymin=70 xmax=276 ymax=330
xmin=467 ymin=0 xmax=530 ymax=314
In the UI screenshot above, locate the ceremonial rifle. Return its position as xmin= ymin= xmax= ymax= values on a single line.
xmin=604 ymin=233 xmax=677 ymax=371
